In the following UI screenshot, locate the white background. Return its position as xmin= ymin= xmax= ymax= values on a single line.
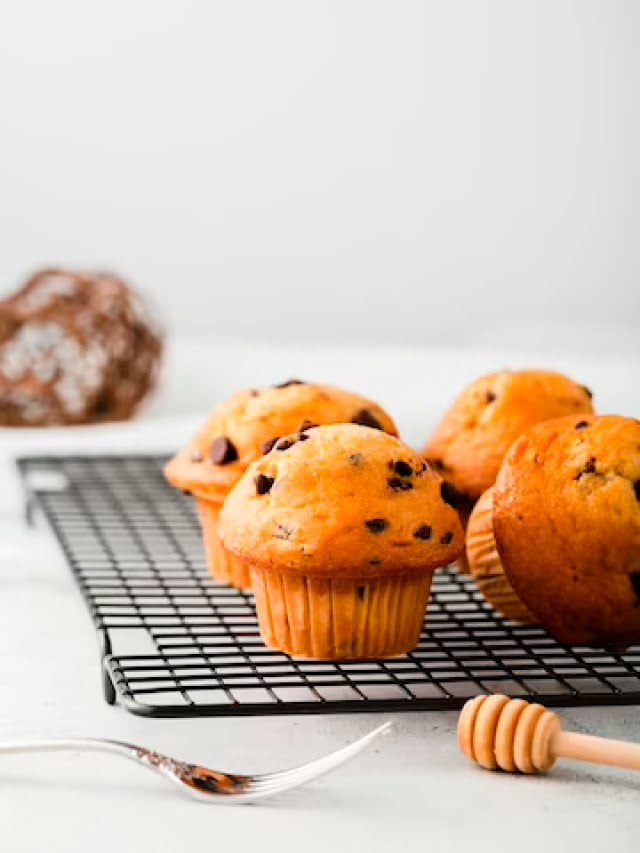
xmin=0 ymin=0 xmax=638 ymax=352
xmin=1 ymin=7 xmax=640 ymax=848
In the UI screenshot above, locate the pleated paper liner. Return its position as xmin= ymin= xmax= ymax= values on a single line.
xmin=466 ymin=486 xmax=537 ymax=625
xmin=197 ymin=498 xmax=253 ymax=590
xmin=251 ymin=567 xmax=433 ymax=659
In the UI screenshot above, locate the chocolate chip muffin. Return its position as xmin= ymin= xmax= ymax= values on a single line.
xmin=0 ymin=268 xmax=162 ymax=425
xmin=492 ymin=414 xmax=640 ymax=649
xmin=164 ymin=382 xmax=398 ymax=589
xmin=218 ymin=423 xmax=464 ymax=658
xmin=422 ymin=370 xmax=594 ymax=503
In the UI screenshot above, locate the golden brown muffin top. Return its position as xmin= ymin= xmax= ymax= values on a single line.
xmin=164 ymin=381 xmax=397 ymax=501
xmin=493 ymin=414 xmax=640 ymax=648
xmin=218 ymin=423 xmax=464 ymax=577
xmin=422 ymin=369 xmax=594 ymax=501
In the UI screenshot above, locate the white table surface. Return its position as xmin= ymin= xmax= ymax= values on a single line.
xmin=2 ymin=339 xmax=640 ymax=853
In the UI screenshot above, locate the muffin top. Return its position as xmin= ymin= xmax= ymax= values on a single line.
xmin=422 ymin=369 xmax=594 ymax=501
xmin=164 ymin=380 xmax=397 ymax=501
xmin=218 ymin=423 xmax=464 ymax=577
xmin=493 ymin=414 xmax=640 ymax=648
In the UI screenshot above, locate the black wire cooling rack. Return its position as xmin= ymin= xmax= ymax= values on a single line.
xmin=17 ymin=454 xmax=640 ymax=717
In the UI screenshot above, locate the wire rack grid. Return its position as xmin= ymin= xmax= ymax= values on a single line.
xmin=17 ymin=454 xmax=640 ymax=717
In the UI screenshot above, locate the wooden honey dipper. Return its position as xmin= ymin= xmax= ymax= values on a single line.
xmin=458 ymin=694 xmax=640 ymax=774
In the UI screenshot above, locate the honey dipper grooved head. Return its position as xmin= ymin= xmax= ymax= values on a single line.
xmin=458 ymin=695 xmax=561 ymax=773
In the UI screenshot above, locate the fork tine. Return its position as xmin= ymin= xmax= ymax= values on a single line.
xmin=258 ymin=721 xmax=392 ymax=782
xmin=241 ymin=721 xmax=392 ymax=797
xmin=236 ymin=726 xmax=390 ymax=800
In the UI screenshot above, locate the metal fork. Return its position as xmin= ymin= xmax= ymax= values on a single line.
xmin=0 ymin=722 xmax=391 ymax=803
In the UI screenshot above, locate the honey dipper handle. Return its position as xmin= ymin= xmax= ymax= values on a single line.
xmin=553 ymin=731 xmax=640 ymax=772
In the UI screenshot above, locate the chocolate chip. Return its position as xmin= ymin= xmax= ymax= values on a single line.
xmin=414 ymin=525 xmax=432 ymax=540
xmin=92 ymin=393 xmax=110 ymax=416
xmin=276 ymin=438 xmax=295 ymax=451
xmin=352 ymin=408 xmax=383 ymax=430
xmin=254 ymin=474 xmax=274 ymax=495
xmin=348 ymin=452 xmax=364 ymax=466
xmin=440 ymin=480 xmax=464 ymax=508
xmin=261 ymin=437 xmax=279 ymax=455
xmin=369 ymin=558 xmax=382 ymax=566
xmin=484 ymin=391 xmax=496 ymax=403
xmin=181 ymin=489 xmax=193 ymax=497
xmin=581 ymin=385 xmax=593 ymax=399
xmin=365 ymin=518 xmax=388 ymax=533
xmin=634 ymin=481 xmax=640 ymax=501
xmin=298 ymin=419 xmax=317 ymax=432
xmin=387 ymin=477 xmax=413 ymax=491
xmin=274 ymin=523 xmax=294 ymax=540
xmin=630 ymin=573 xmax=640 ymax=602
xmin=357 ymin=585 xmax=366 ymax=601
xmin=190 ymin=450 xmax=203 ymax=463
xmin=274 ymin=379 xmax=304 ymax=388
xmin=577 ymin=457 xmax=597 ymax=479
xmin=391 ymin=459 xmax=413 ymax=477
xmin=440 ymin=531 xmax=454 ymax=544
xmin=575 ymin=421 xmax=589 ymax=430
xmin=210 ymin=436 xmax=238 ymax=465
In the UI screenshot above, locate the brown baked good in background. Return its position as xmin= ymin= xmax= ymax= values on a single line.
xmin=421 ymin=369 xmax=594 ymax=503
xmin=164 ymin=381 xmax=398 ymax=588
xmin=465 ymin=486 xmax=537 ymax=624
xmin=219 ymin=423 xmax=463 ymax=658
xmin=0 ymin=268 xmax=162 ymax=426
xmin=493 ymin=414 xmax=640 ymax=649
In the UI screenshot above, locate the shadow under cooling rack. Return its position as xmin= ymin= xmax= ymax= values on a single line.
xmin=17 ymin=454 xmax=640 ymax=717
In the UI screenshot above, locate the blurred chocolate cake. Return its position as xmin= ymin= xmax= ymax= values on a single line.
xmin=0 ymin=268 xmax=162 ymax=426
